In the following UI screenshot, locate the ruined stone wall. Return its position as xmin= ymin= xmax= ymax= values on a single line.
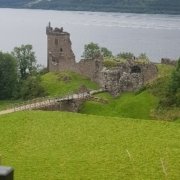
xmin=161 ymin=58 xmax=177 ymax=66
xmin=75 ymin=56 xmax=103 ymax=84
xmin=37 ymin=99 xmax=84 ymax=112
xmin=101 ymin=61 xmax=158 ymax=96
xmin=140 ymin=63 xmax=158 ymax=82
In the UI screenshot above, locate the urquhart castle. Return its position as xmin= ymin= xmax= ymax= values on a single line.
xmin=46 ymin=23 xmax=158 ymax=96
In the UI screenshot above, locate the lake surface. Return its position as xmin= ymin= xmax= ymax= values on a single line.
xmin=0 ymin=8 xmax=180 ymax=65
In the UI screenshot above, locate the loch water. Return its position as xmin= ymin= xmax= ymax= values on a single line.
xmin=0 ymin=8 xmax=180 ymax=65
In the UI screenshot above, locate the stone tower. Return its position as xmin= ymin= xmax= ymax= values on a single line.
xmin=46 ymin=23 xmax=76 ymax=71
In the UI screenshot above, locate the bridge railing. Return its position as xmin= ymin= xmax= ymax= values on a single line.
xmin=0 ymin=89 xmax=106 ymax=113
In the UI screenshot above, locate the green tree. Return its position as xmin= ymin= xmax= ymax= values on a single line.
xmin=100 ymin=47 xmax=113 ymax=57
xmin=0 ymin=52 xmax=18 ymax=99
xmin=168 ymin=59 xmax=180 ymax=106
xmin=138 ymin=53 xmax=149 ymax=61
xmin=160 ymin=59 xmax=180 ymax=107
xmin=117 ymin=52 xmax=134 ymax=60
xmin=82 ymin=42 xmax=101 ymax=59
xmin=12 ymin=44 xmax=37 ymax=80
xmin=20 ymin=75 xmax=46 ymax=100
xmin=82 ymin=42 xmax=113 ymax=59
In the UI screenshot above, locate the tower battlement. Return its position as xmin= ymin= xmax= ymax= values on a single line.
xmin=46 ymin=22 xmax=69 ymax=36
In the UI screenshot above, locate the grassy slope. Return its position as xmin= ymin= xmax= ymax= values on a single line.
xmin=0 ymin=111 xmax=180 ymax=180
xmin=156 ymin=64 xmax=175 ymax=78
xmin=41 ymin=71 xmax=99 ymax=97
xmin=80 ymin=91 xmax=158 ymax=120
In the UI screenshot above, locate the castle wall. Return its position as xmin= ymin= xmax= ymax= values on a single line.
xmin=102 ymin=62 xmax=158 ymax=96
xmin=140 ymin=63 xmax=158 ymax=82
xmin=36 ymin=99 xmax=84 ymax=112
xmin=161 ymin=58 xmax=177 ymax=66
xmin=75 ymin=57 xmax=103 ymax=84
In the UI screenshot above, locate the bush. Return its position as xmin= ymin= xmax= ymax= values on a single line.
xmin=82 ymin=42 xmax=113 ymax=59
xmin=159 ymin=59 xmax=180 ymax=107
xmin=0 ymin=52 xmax=18 ymax=99
xmin=103 ymin=60 xmax=119 ymax=68
xmin=19 ymin=76 xmax=47 ymax=100
xmin=116 ymin=52 xmax=134 ymax=60
xmin=82 ymin=42 xmax=101 ymax=59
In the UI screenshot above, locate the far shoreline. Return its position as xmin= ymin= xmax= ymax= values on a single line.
xmin=1 ymin=7 xmax=180 ymax=16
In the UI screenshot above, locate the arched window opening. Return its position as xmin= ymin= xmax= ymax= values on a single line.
xmin=131 ymin=66 xmax=141 ymax=73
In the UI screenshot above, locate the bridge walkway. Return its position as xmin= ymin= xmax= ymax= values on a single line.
xmin=0 ymin=89 xmax=105 ymax=115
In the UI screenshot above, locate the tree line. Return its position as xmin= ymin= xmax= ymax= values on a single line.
xmin=0 ymin=45 xmax=46 ymax=100
xmin=82 ymin=42 xmax=149 ymax=62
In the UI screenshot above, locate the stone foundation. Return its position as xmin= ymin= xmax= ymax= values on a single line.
xmin=37 ymin=99 xmax=84 ymax=112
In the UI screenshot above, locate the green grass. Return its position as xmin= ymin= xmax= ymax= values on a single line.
xmin=41 ymin=71 xmax=99 ymax=97
xmin=156 ymin=64 xmax=175 ymax=78
xmin=80 ymin=91 xmax=159 ymax=120
xmin=0 ymin=111 xmax=179 ymax=180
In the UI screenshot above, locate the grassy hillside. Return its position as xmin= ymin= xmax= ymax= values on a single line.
xmin=80 ymin=64 xmax=180 ymax=120
xmin=156 ymin=64 xmax=175 ymax=78
xmin=80 ymin=91 xmax=158 ymax=120
xmin=41 ymin=71 xmax=99 ymax=97
xmin=0 ymin=0 xmax=180 ymax=14
xmin=0 ymin=111 xmax=180 ymax=179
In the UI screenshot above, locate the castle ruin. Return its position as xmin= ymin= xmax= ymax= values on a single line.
xmin=46 ymin=24 xmax=158 ymax=96
xmin=46 ymin=23 xmax=76 ymax=72
xmin=46 ymin=23 xmax=103 ymax=84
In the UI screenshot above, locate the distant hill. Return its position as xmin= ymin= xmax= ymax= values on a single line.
xmin=0 ymin=0 xmax=180 ymax=14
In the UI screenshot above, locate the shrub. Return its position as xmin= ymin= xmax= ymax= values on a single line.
xmin=116 ymin=52 xmax=134 ymax=60
xmin=19 ymin=76 xmax=47 ymax=100
xmin=103 ymin=60 xmax=119 ymax=68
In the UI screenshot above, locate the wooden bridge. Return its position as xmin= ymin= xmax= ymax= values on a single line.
xmin=0 ymin=89 xmax=105 ymax=115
